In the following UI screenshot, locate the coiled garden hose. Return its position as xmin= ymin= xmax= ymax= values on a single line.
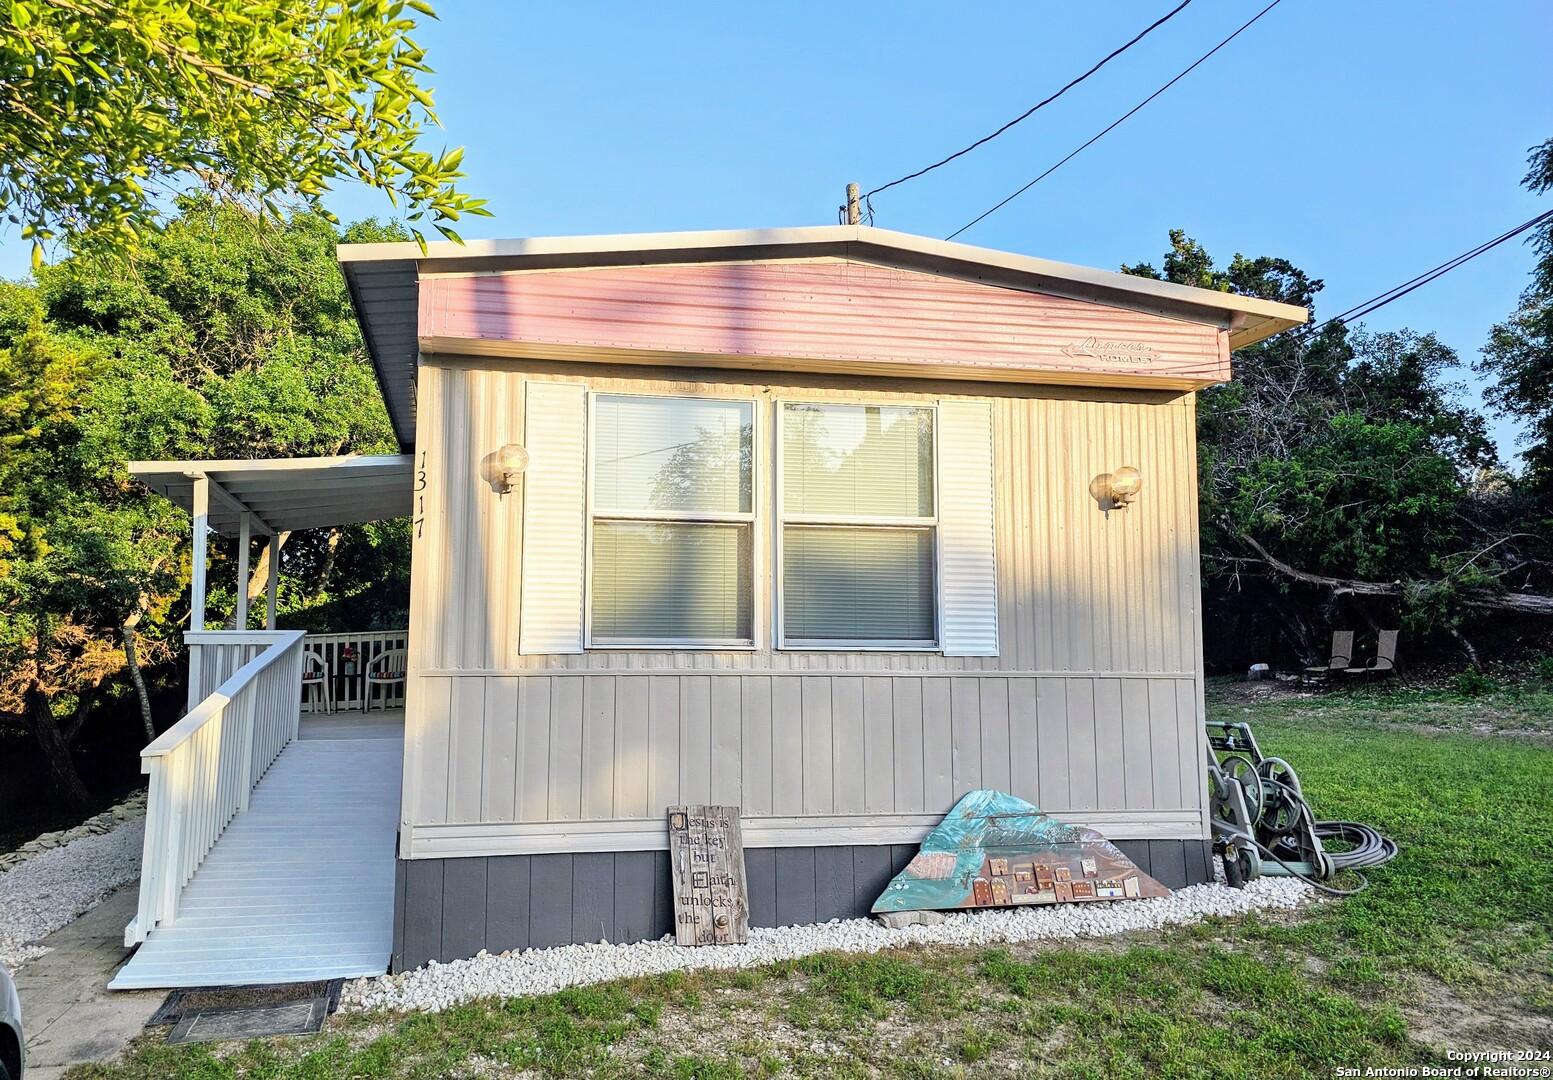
xmin=1253 ymin=820 xmax=1399 ymax=896
xmin=1208 ymin=721 xmax=1400 ymax=896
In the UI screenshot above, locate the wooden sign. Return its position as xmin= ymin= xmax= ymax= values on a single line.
xmin=667 ymin=805 xmax=749 ymax=946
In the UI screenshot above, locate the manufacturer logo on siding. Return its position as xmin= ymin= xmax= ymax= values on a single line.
xmin=1061 ymin=337 xmax=1161 ymax=365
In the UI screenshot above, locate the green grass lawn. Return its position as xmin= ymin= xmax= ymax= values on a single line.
xmin=75 ymin=685 xmax=1553 ymax=1079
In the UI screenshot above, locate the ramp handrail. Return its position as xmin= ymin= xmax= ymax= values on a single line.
xmin=126 ymin=629 xmax=307 ymax=945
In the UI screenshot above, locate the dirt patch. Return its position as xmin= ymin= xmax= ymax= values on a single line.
xmin=1403 ymin=974 xmax=1553 ymax=1053
xmin=1210 ymin=676 xmax=1324 ymax=704
xmin=652 ymin=985 xmax=816 ymax=1058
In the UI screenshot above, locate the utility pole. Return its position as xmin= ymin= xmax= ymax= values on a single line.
xmin=845 ymin=183 xmax=860 ymax=225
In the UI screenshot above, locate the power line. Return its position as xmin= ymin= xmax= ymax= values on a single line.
xmin=1304 ymin=207 xmax=1553 ymax=336
xmin=861 ymin=0 xmax=1194 ymax=202
xmin=946 ymin=0 xmax=1283 ymax=241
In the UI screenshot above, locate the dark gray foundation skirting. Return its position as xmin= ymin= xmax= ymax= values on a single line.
xmin=390 ymin=839 xmax=1213 ymax=972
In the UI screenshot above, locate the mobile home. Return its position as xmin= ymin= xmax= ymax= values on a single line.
xmin=115 ymin=226 xmax=1307 ymax=985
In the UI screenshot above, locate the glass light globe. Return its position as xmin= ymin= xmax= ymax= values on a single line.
xmin=497 ymin=443 xmax=530 ymax=476
xmin=1110 ymin=465 xmax=1142 ymax=498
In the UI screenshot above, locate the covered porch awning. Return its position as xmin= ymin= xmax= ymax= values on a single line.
xmin=129 ymin=454 xmax=414 ymax=537
xmin=128 ymin=454 xmax=413 ymax=631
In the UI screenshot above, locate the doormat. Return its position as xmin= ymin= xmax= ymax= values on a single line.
xmin=150 ymin=979 xmax=343 ymax=1043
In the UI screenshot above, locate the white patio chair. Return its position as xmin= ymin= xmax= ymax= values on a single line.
xmin=363 ymin=647 xmax=408 ymax=713
xmin=301 ymin=647 xmax=333 ymax=713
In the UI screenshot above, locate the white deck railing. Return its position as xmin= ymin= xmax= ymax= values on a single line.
xmin=126 ymin=629 xmax=307 ymax=945
xmin=185 ymin=630 xmax=280 ymax=713
xmin=304 ymin=629 xmax=409 ymax=711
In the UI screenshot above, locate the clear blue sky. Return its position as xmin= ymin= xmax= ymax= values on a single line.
xmin=5 ymin=0 xmax=1550 ymax=459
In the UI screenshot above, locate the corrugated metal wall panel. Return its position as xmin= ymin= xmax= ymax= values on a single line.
xmin=410 ymin=363 xmax=1203 ymax=679
xmin=403 ymin=362 xmax=1208 ymax=853
xmin=411 ymin=671 xmax=1200 ymax=842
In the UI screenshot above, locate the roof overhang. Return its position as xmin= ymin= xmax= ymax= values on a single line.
xmin=128 ymin=455 xmax=413 ymax=537
xmin=339 ymin=225 xmax=1310 ymax=451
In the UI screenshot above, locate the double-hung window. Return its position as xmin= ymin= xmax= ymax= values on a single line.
xmin=779 ymin=402 xmax=938 ymax=647
xmin=589 ymin=394 xmax=756 ymax=646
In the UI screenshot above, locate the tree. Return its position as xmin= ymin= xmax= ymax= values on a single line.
xmin=1124 ymin=233 xmax=1548 ymax=669
xmin=0 ymin=317 xmax=133 ymax=809
xmin=1478 ymin=139 xmax=1553 ymax=496
xmin=1 ymin=201 xmax=414 ymax=808
xmin=38 ymin=200 xmax=414 ymax=632
xmin=0 ymin=0 xmax=487 ymax=262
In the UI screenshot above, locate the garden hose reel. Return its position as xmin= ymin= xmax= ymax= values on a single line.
xmin=1205 ymin=720 xmax=1397 ymax=894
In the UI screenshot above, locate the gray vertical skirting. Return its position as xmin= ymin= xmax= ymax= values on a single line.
xmin=401 ymin=859 xmax=444 ymax=970
xmin=528 ymin=853 xmax=574 ymax=949
xmin=441 ymin=858 xmax=488 ymax=962
xmin=390 ymin=839 xmax=1214 ymax=971
xmin=613 ymin=851 xmax=659 ymax=945
xmin=852 ymin=846 xmax=895 ymax=914
xmin=814 ymin=847 xmax=855 ymax=922
xmin=745 ymin=848 xmax=777 ymax=927
xmin=572 ymin=853 xmax=616 ymax=944
xmin=487 ymin=856 xmax=532 ymax=953
xmin=390 ymin=859 xmax=408 ymax=973
xmin=774 ymin=848 xmax=818 ymax=928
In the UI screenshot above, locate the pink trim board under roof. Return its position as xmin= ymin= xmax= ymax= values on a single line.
xmin=338 ymin=225 xmax=1309 ymax=452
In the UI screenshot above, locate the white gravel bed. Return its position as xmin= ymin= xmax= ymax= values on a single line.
xmin=0 ymin=817 xmax=145 ymax=967
xmin=342 ymin=876 xmax=1312 ymax=1014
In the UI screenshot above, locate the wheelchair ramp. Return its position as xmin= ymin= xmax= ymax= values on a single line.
xmin=110 ymin=715 xmax=403 ymax=989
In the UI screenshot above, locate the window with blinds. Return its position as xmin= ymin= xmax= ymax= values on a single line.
xmin=589 ymin=394 xmax=755 ymax=646
xmin=779 ymin=402 xmax=937 ymax=647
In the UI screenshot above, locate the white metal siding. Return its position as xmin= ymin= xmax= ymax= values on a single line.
xmin=403 ymin=361 xmax=1208 ymax=854
xmin=937 ymin=400 xmax=999 ymax=656
xmin=519 ymin=382 xmax=587 ymax=654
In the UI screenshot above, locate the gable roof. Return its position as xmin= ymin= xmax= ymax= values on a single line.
xmin=338 ymin=225 xmax=1309 ymax=452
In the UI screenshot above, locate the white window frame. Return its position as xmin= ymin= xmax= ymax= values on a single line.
xmin=774 ymin=398 xmax=942 ymax=652
xmin=584 ymin=388 xmax=762 ymax=650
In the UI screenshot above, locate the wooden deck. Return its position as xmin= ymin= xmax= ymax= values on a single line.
xmin=109 ymin=711 xmax=403 ymax=989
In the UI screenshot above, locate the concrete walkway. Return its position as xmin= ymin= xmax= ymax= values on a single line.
xmin=12 ymin=883 xmax=163 ymax=1079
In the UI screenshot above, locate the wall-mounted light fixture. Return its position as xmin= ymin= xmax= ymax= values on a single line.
xmin=491 ymin=442 xmax=530 ymax=496
xmin=1089 ymin=465 xmax=1143 ymax=517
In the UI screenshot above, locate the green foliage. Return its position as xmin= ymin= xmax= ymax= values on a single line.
xmin=1538 ymin=654 xmax=1553 ymax=684
xmin=1453 ymin=670 xmax=1498 ymax=698
xmin=1477 ymin=138 xmax=1553 ymax=501
xmin=0 ymin=305 xmax=183 ymax=782
xmin=0 ymin=315 xmax=96 ymax=574
xmin=1125 ymin=231 xmax=1538 ymax=665
xmin=1122 ymin=228 xmax=1324 ymax=311
xmin=31 ymin=201 xmax=413 ymax=630
xmin=0 ymin=0 xmax=488 ymax=263
xmin=1 ymin=201 xmax=412 ymax=803
xmin=1226 ymin=413 xmax=1465 ymax=581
